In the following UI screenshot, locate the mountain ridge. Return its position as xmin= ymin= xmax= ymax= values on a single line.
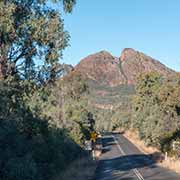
xmin=74 ymin=48 xmax=175 ymax=86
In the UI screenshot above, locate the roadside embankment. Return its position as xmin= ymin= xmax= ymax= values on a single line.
xmin=122 ymin=130 xmax=180 ymax=174
xmin=58 ymin=136 xmax=104 ymax=180
xmin=58 ymin=156 xmax=97 ymax=180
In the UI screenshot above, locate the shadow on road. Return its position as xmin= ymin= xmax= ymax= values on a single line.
xmin=101 ymin=136 xmax=116 ymax=152
xmin=100 ymin=154 xmax=156 ymax=171
xmin=95 ymin=154 xmax=157 ymax=180
xmin=94 ymin=135 xmax=180 ymax=180
xmin=100 ymin=135 xmax=157 ymax=171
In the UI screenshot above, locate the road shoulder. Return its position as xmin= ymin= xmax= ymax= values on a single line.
xmin=123 ymin=130 xmax=180 ymax=174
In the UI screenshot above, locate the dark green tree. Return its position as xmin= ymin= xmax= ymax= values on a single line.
xmin=0 ymin=0 xmax=76 ymax=81
xmin=132 ymin=72 xmax=180 ymax=150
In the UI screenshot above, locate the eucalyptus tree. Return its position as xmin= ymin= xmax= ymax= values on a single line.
xmin=0 ymin=0 xmax=76 ymax=81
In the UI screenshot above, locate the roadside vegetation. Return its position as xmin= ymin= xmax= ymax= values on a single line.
xmin=0 ymin=67 xmax=95 ymax=180
xmin=0 ymin=0 xmax=96 ymax=180
xmin=60 ymin=157 xmax=97 ymax=180
xmin=108 ymin=72 xmax=180 ymax=157
xmin=89 ymin=82 xmax=135 ymax=132
xmin=1 ymin=0 xmax=179 ymax=179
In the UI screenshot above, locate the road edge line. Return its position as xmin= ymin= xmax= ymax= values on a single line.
xmin=111 ymin=135 xmax=145 ymax=180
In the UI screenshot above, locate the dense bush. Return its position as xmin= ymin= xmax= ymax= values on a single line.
xmin=26 ymin=72 xmax=93 ymax=146
xmin=0 ymin=76 xmax=90 ymax=180
xmin=132 ymin=72 xmax=180 ymax=152
xmin=0 ymin=0 xmax=95 ymax=179
xmin=111 ymin=72 xmax=180 ymax=155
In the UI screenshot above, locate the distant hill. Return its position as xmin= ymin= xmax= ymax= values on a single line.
xmin=75 ymin=48 xmax=175 ymax=86
xmin=73 ymin=48 xmax=176 ymax=109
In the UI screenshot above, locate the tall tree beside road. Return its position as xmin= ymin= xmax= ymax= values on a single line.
xmin=0 ymin=0 xmax=76 ymax=81
xmin=133 ymin=72 xmax=180 ymax=153
xmin=0 ymin=1 xmax=97 ymax=180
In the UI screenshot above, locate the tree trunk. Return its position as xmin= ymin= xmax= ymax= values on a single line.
xmin=0 ymin=54 xmax=8 ymax=80
xmin=0 ymin=31 xmax=8 ymax=79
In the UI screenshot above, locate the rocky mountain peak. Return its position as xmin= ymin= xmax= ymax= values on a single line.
xmin=89 ymin=50 xmax=115 ymax=61
xmin=98 ymin=50 xmax=113 ymax=56
xmin=74 ymin=48 xmax=175 ymax=86
xmin=120 ymin=48 xmax=137 ymax=61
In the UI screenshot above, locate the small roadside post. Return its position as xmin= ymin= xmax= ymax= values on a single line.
xmin=165 ymin=152 xmax=168 ymax=161
xmin=85 ymin=140 xmax=92 ymax=151
xmin=85 ymin=140 xmax=92 ymax=157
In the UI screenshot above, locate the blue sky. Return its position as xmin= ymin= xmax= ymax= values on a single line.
xmin=59 ymin=0 xmax=180 ymax=71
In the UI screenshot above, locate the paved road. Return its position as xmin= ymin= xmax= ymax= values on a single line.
xmin=95 ymin=133 xmax=180 ymax=180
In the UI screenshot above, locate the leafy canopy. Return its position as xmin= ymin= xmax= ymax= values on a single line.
xmin=0 ymin=0 xmax=76 ymax=81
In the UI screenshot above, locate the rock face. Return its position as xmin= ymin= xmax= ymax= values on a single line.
xmin=75 ymin=48 xmax=175 ymax=86
xmin=120 ymin=48 xmax=175 ymax=84
xmin=75 ymin=51 xmax=126 ymax=86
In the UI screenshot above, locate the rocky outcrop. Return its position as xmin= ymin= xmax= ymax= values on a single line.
xmin=75 ymin=48 xmax=175 ymax=86
xmin=120 ymin=48 xmax=175 ymax=84
xmin=75 ymin=51 xmax=127 ymax=86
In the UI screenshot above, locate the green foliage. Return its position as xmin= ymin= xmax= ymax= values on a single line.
xmin=0 ymin=78 xmax=83 ymax=180
xmin=88 ymin=80 xmax=135 ymax=132
xmin=0 ymin=0 xmax=76 ymax=81
xmin=112 ymin=110 xmax=132 ymax=130
xmin=109 ymin=72 xmax=180 ymax=156
xmin=91 ymin=108 xmax=114 ymax=132
xmin=26 ymin=72 xmax=94 ymax=146
xmin=0 ymin=1 xmax=96 ymax=179
xmin=132 ymin=72 xmax=180 ymax=152
xmin=159 ymin=130 xmax=180 ymax=153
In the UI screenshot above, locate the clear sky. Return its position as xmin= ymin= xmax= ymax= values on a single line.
xmin=59 ymin=0 xmax=180 ymax=71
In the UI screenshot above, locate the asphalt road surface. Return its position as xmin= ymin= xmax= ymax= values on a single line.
xmin=94 ymin=133 xmax=180 ymax=180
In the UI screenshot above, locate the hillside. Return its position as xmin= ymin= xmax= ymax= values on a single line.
xmin=75 ymin=48 xmax=175 ymax=86
xmin=74 ymin=48 xmax=175 ymax=109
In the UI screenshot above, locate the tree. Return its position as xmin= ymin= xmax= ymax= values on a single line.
xmin=132 ymin=72 xmax=180 ymax=150
xmin=0 ymin=0 xmax=76 ymax=81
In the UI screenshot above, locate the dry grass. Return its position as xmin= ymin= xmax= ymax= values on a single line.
xmin=55 ymin=139 xmax=102 ymax=180
xmin=160 ymin=157 xmax=180 ymax=173
xmin=124 ymin=130 xmax=160 ymax=155
xmin=123 ymin=129 xmax=180 ymax=174
xmin=56 ymin=156 xmax=97 ymax=180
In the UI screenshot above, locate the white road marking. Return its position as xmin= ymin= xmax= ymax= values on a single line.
xmin=111 ymin=135 xmax=145 ymax=180
xmin=104 ymin=169 xmax=112 ymax=173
